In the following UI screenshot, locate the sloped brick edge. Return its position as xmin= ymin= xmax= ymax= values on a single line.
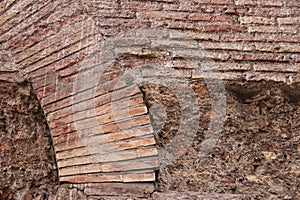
xmin=49 ymin=183 xmax=154 ymax=199
xmin=152 ymin=192 xmax=248 ymax=200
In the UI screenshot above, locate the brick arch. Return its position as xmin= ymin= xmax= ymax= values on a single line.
xmin=0 ymin=0 xmax=159 ymax=183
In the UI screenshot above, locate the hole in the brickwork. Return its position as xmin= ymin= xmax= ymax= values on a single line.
xmin=282 ymin=84 xmax=300 ymax=105
xmin=0 ymin=81 xmax=58 ymax=199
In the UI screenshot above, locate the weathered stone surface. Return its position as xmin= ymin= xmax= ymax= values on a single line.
xmin=0 ymin=81 xmax=58 ymax=199
xmin=145 ymin=80 xmax=300 ymax=199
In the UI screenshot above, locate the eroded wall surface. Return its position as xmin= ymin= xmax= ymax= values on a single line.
xmin=0 ymin=78 xmax=58 ymax=199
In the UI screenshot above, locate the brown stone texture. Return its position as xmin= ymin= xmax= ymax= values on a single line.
xmin=143 ymin=80 xmax=299 ymax=199
xmin=0 ymin=79 xmax=58 ymax=199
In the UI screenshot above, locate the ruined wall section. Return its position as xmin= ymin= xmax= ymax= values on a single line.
xmin=0 ymin=0 xmax=299 ymax=199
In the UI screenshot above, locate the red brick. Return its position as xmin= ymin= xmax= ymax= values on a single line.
xmin=53 ymin=124 xmax=153 ymax=146
xmin=289 ymin=75 xmax=300 ymax=84
xmin=51 ymin=113 xmax=150 ymax=137
xmin=50 ymin=104 xmax=147 ymax=130
xmin=96 ymin=18 xmax=151 ymax=28
xmin=58 ymin=65 xmax=80 ymax=78
xmin=48 ymin=93 xmax=143 ymax=122
xmin=234 ymin=0 xmax=256 ymax=6
xmin=162 ymin=60 xmax=197 ymax=69
xmin=15 ymin=17 xmax=92 ymax=60
xmin=23 ymin=34 xmax=102 ymax=74
xmin=222 ymin=33 xmax=300 ymax=43
xmin=101 ymin=115 xmax=151 ymax=134
xmin=188 ymin=13 xmax=233 ymax=23
xmin=53 ymin=131 xmax=79 ymax=145
xmin=51 ymin=123 xmax=76 ymax=137
xmin=57 ymin=146 xmax=157 ymax=168
xmin=83 ymin=0 xmax=119 ymax=9
xmin=253 ymin=63 xmax=300 ymax=73
xmin=60 ymin=174 xmax=123 ymax=183
xmin=32 ymin=75 xmax=56 ymax=91
xmin=43 ymin=98 xmax=72 ymax=115
xmin=200 ymin=62 xmax=252 ymax=71
xmin=236 ymin=7 xmax=295 ymax=17
xmin=173 ymin=49 xmax=230 ymax=61
xmin=4 ymin=0 xmax=300 ymax=187
xmin=221 ymin=33 xmax=258 ymax=42
xmin=170 ymin=31 xmax=220 ymax=41
xmin=0 ymin=1 xmax=48 ymax=42
xmin=186 ymin=0 xmax=233 ymax=5
xmin=59 ymin=156 xmax=159 ymax=176
xmin=121 ymin=1 xmax=162 ymax=10
xmin=248 ymin=25 xmax=298 ymax=34
xmin=286 ymin=0 xmax=300 ymax=7
xmin=41 ymin=84 xmax=73 ymax=106
xmin=246 ymin=73 xmax=287 ymax=82
xmin=152 ymin=20 xmax=202 ymax=31
xmin=55 ymin=136 xmax=156 ymax=160
xmin=192 ymin=71 xmax=244 ymax=80
xmin=123 ymin=171 xmax=156 ymax=182
xmin=232 ymin=52 xmax=291 ymax=62
xmin=163 ymin=3 xmax=201 ymax=12
xmin=0 ymin=63 xmax=18 ymax=72
xmin=278 ymin=17 xmax=300 ymax=25
xmin=239 ymin=16 xmax=275 ymax=25
xmin=275 ymin=35 xmax=300 ymax=43
xmin=0 ymin=0 xmax=34 ymax=27
xmin=257 ymin=0 xmax=283 ymax=7
xmin=0 ymin=1 xmax=61 ymax=44
xmin=9 ymin=8 xmax=85 ymax=53
xmin=203 ymin=24 xmax=247 ymax=32
xmin=137 ymin=11 xmax=188 ymax=20
xmin=90 ymin=9 xmax=136 ymax=19
xmin=21 ymin=32 xmax=101 ymax=72
xmin=35 ymin=83 xmax=56 ymax=99
xmin=255 ymin=43 xmax=300 ymax=53
xmin=291 ymin=54 xmax=300 ymax=63
xmin=142 ymin=68 xmax=191 ymax=78
xmin=200 ymin=41 xmax=254 ymax=51
xmin=112 ymin=37 xmax=150 ymax=47
xmin=0 ymin=72 xmax=25 ymax=83
xmin=82 ymin=183 xmax=155 ymax=196
xmin=151 ymin=38 xmax=198 ymax=49
xmin=0 ymin=0 xmax=17 ymax=13
xmin=236 ymin=0 xmax=282 ymax=7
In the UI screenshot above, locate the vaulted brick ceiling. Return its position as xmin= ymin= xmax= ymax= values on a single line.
xmin=0 ymin=0 xmax=299 ymax=184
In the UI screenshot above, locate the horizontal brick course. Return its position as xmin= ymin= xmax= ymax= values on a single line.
xmin=57 ymin=147 xmax=158 ymax=168
xmin=239 ymin=16 xmax=275 ymax=25
xmin=60 ymin=172 xmax=156 ymax=183
xmin=59 ymin=156 xmax=159 ymax=176
xmin=278 ymin=17 xmax=300 ymax=25
xmin=82 ymin=183 xmax=155 ymax=196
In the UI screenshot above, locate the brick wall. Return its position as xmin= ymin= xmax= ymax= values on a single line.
xmin=0 ymin=0 xmax=299 ymax=199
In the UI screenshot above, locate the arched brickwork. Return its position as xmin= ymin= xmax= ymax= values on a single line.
xmin=1 ymin=0 xmax=300 ymax=196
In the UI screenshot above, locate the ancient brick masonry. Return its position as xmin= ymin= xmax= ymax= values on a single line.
xmin=0 ymin=0 xmax=300 ymax=199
